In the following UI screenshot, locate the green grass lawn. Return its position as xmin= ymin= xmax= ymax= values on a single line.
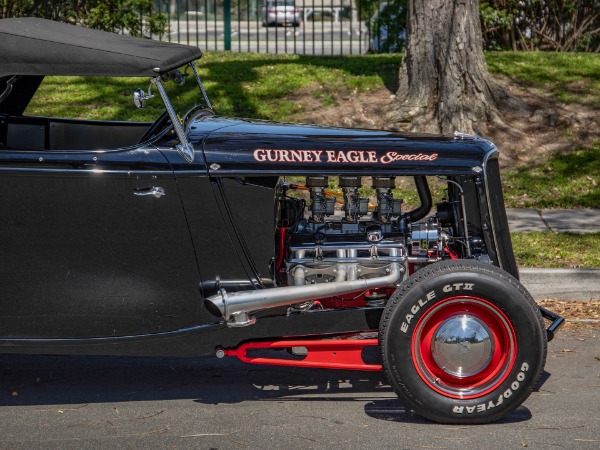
xmin=26 ymin=76 xmax=163 ymax=122
xmin=25 ymin=51 xmax=600 ymax=268
xmin=27 ymin=50 xmax=599 ymax=122
xmin=26 ymin=53 xmax=401 ymax=122
xmin=503 ymin=145 xmax=600 ymax=209
xmin=511 ymin=232 xmax=600 ymax=268
xmin=27 ymin=51 xmax=600 ymax=119
xmin=486 ymin=52 xmax=600 ymax=108
xmin=196 ymin=52 xmax=400 ymax=120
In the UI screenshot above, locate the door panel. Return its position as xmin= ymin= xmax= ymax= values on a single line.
xmin=0 ymin=147 xmax=202 ymax=338
xmin=157 ymin=146 xmax=261 ymax=294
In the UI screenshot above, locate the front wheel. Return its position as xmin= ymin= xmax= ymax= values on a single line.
xmin=379 ymin=260 xmax=547 ymax=424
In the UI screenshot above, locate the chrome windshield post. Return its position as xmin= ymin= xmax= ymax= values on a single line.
xmin=189 ymin=62 xmax=212 ymax=111
xmin=152 ymin=77 xmax=195 ymax=163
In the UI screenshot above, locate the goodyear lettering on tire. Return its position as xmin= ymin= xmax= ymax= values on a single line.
xmin=452 ymin=363 xmax=530 ymax=415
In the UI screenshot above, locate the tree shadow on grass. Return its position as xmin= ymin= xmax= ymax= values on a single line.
xmin=26 ymin=55 xmax=401 ymax=123
xmin=197 ymin=54 xmax=401 ymax=120
xmin=504 ymin=147 xmax=600 ymax=208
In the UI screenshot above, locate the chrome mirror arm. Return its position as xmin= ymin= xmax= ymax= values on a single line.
xmin=153 ymin=77 xmax=194 ymax=163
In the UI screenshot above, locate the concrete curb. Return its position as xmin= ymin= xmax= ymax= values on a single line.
xmin=506 ymin=209 xmax=599 ymax=301
xmin=519 ymin=268 xmax=600 ymax=301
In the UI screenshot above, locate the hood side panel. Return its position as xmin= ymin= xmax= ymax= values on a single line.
xmin=194 ymin=117 xmax=495 ymax=177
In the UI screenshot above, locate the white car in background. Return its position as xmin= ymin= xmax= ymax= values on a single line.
xmin=262 ymin=0 xmax=301 ymax=27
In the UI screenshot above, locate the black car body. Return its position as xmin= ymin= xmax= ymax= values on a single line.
xmin=0 ymin=18 xmax=563 ymax=424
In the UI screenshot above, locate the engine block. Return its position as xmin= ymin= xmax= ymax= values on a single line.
xmin=286 ymin=220 xmax=407 ymax=286
xmin=283 ymin=176 xmax=448 ymax=288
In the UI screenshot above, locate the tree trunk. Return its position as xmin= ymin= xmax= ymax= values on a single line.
xmin=389 ymin=0 xmax=527 ymax=135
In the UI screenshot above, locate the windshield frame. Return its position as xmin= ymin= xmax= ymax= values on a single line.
xmin=153 ymin=61 xmax=212 ymax=163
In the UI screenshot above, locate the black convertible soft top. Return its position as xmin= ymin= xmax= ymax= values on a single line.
xmin=0 ymin=17 xmax=202 ymax=77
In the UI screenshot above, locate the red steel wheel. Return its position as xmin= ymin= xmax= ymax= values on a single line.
xmin=380 ymin=260 xmax=547 ymax=424
xmin=411 ymin=297 xmax=517 ymax=399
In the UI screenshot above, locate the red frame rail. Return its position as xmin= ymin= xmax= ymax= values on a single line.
xmin=219 ymin=339 xmax=382 ymax=371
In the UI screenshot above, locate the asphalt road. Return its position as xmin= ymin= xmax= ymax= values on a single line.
xmin=1 ymin=327 xmax=598 ymax=449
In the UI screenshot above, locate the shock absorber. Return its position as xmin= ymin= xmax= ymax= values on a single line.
xmin=372 ymin=177 xmax=402 ymax=223
xmin=306 ymin=176 xmax=334 ymax=223
xmin=339 ymin=176 xmax=368 ymax=222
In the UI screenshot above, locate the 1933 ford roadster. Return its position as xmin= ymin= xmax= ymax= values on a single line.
xmin=0 ymin=18 xmax=564 ymax=424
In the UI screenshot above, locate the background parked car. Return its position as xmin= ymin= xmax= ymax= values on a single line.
xmin=261 ymin=0 xmax=301 ymax=27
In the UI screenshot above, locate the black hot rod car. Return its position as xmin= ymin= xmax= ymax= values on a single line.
xmin=0 ymin=18 xmax=563 ymax=424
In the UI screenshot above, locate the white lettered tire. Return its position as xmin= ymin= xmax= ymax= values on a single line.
xmin=379 ymin=260 xmax=547 ymax=424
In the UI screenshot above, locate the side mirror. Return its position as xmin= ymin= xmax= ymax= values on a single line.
xmin=133 ymin=88 xmax=154 ymax=109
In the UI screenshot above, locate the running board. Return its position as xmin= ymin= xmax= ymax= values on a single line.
xmin=216 ymin=339 xmax=382 ymax=371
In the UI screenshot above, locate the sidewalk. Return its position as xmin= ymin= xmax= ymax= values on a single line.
xmin=507 ymin=209 xmax=600 ymax=301
xmin=506 ymin=208 xmax=600 ymax=233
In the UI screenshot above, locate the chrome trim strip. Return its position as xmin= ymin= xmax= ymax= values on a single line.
xmin=482 ymin=147 xmax=502 ymax=270
xmin=0 ymin=167 xmax=174 ymax=175
xmin=171 ymin=170 xmax=211 ymax=175
xmin=0 ymin=144 xmax=149 ymax=155
xmin=153 ymin=78 xmax=195 ymax=163
xmin=0 ymin=323 xmax=222 ymax=346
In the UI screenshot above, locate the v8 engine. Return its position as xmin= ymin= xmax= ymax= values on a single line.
xmin=276 ymin=176 xmax=457 ymax=305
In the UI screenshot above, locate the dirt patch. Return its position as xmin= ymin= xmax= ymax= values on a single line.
xmin=538 ymin=299 xmax=600 ymax=330
xmin=289 ymin=84 xmax=394 ymax=130
xmin=482 ymin=74 xmax=600 ymax=170
xmin=291 ymin=76 xmax=600 ymax=172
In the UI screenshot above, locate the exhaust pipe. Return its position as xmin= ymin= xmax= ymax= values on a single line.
xmin=205 ymin=263 xmax=404 ymax=327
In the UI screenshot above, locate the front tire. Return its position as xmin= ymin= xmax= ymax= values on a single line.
xmin=379 ymin=260 xmax=547 ymax=424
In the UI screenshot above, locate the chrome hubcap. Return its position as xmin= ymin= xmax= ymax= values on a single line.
xmin=412 ymin=298 xmax=517 ymax=398
xmin=431 ymin=314 xmax=493 ymax=378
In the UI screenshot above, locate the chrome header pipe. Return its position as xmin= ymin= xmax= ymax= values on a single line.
xmin=205 ymin=263 xmax=404 ymax=327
